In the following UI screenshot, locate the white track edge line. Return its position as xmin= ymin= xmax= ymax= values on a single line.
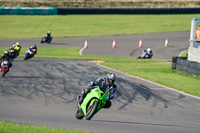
xmin=79 ymin=47 xmax=85 ymax=56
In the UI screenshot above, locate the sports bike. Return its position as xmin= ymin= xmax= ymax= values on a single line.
xmin=24 ymin=48 xmax=36 ymax=60
xmin=75 ymin=86 xmax=111 ymax=120
xmin=1 ymin=60 xmax=9 ymax=77
xmin=41 ymin=35 xmax=52 ymax=44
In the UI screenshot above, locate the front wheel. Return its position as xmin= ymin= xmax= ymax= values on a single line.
xmin=75 ymin=108 xmax=84 ymax=120
xmin=85 ymin=100 xmax=99 ymax=120
xmin=9 ymin=58 xmax=13 ymax=62
xmin=24 ymin=54 xmax=29 ymax=60
xmin=2 ymin=67 xmax=6 ymax=77
xmin=41 ymin=38 xmax=45 ymax=43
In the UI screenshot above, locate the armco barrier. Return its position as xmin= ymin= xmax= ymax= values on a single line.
xmin=0 ymin=7 xmax=57 ymax=15
xmin=172 ymin=56 xmax=200 ymax=76
xmin=1 ymin=7 xmax=200 ymax=15
xmin=57 ymin=8 xmax=200 ymax=15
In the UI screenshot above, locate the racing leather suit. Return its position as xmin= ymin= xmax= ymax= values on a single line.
xmin=79 ymin=77 xmax=117 ymax=108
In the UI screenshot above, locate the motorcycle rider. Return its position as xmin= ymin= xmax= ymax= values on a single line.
xmin=31 ymin=44 xmax=37 ymax=55
xmin=0 ymin=51 xmax=12 ymax=70
xmin=78 ymin=72 xmax=117 ymax=109
xmin=45 ymin=31 xmax=51 ymax=40
xmin=8 ymin=46 xmax=17 ymax=60
xmin=138 ymin=48 xmax=153 ymax=59
xmin=25 ymin=45 xmax=36 ymax=59
xmin=13 ymin=42 xmax=21 ymax=56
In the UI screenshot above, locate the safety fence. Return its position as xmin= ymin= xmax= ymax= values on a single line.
xmin=57 ymin=8 xmax=200 ymax=14
xmin=172 ymin=57 xmax=200 ymax=76
xmin=1 ymin=7 xmax=200 ymax=15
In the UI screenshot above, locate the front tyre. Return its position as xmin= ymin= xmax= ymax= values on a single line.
xmin=75 ymin=108 xmax=84 ymax=120
xmin=41 ymin=38 xmax=44 ymax=43
xmin=9 ymin=58 xmax=13 ymax=62
xmin=2 ymin=67 xmax=6 ymax=77
xmin=85 ymin=101 xmax=99 ymax=120
xmin=24 ymin=56 xmax=28 ymax=60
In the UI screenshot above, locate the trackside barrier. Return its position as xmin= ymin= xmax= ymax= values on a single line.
xmin=57 ymin=8 xmax=200 ymax=15
xmin=172 ymin=56 xmax=200 ymax=76
xmin=0 ymin=7 xmax=57 ymax=15
xmin=1 ymin=7 xmax=200 ymax=15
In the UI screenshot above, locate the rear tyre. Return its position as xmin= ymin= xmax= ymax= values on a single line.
xmin=85 ymin=101 xmax=99 ymax=120
xmin=48 ymin=38 xmax=52 ymax=44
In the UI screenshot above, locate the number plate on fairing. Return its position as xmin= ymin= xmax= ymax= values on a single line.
xmin=3 ymin=61 xmax=8 ymax=65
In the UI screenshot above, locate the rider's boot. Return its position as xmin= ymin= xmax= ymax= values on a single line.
xmin=78 ymin=94 xmax=86 ymax=106
xmin=78 ymin=88 xmax=90 ymax=106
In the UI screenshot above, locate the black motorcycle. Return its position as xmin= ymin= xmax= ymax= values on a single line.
xmin=41 ymin=35 xmax=52 ymax=44
xmin=1 ymin=59 xmax=9 ymax=77
xmin=137 ymin=50 xmax=153 ymax=59
xmin=8 ymin=49 xmax=18 ymax=62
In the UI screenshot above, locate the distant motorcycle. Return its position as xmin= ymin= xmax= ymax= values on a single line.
xmin=8 ymin=49 xmax=17 ymax=62
xmin=41 ymin=35 xmax=52 ymax=44
xmin=24 ymin=48 xmax=36 ymax=60
xmin=137 ymin=49 xmax=153 ymax=59
xmin=1 ymin=59 xmax=9 ymax=77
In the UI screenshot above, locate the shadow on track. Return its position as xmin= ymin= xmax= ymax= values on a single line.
xmin=116 ymin=77 xmax=174 ymax=110
xmin=2 ymin=76 xmax=41 ymax=79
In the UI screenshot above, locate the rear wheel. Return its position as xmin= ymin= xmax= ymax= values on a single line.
xmin=48 ymin=38 xmax=52 ymax=44
xmin=85 ymin=101 xmax=99 ymax=120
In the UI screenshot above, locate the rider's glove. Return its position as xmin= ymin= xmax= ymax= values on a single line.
xmin=88 ymin=81 xmax=94 ymax=86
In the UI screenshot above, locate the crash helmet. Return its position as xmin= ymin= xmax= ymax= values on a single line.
xmin=146 ymin=48 xmax=152 ymax=53
xmin=106 ymin=72 xmax=116 ymax=85
xmin=9 ymin=46 xmax=14 ymax=50
xmin=32 ymin=44 xmax=37 ymax=49
xmin=4 ymin=51 xmax=8 ymax=54
xmin=16 ymin=42 xmax=20 ymax=46
xmin=47 ymin=31 xmax=51 ymax=34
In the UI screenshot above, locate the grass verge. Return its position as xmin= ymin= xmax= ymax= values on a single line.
xmin=180 ymin=50 xmax=188 ymax=57
xmin=1 ymin=14 xmax=199 ymax=39
xmin=0 ymin=121 xmax=89 ymax=133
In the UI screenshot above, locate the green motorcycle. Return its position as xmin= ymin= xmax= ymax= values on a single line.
xmin=75 ymin=86 xmax=110 ymax=120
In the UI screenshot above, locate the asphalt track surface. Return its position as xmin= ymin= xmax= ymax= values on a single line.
xmin=0 ymin=32 xmax=190 ymax=59
xmin=0 ymin=32 xmax=200 ymax=133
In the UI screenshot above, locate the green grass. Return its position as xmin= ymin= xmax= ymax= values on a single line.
xmin=180 ymin=50 xmax=188 ymax=57
xmin=0 ymin=121 xmax=88 ymax=133
xmin=0 ymin=14 xmax=199 ymax=39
